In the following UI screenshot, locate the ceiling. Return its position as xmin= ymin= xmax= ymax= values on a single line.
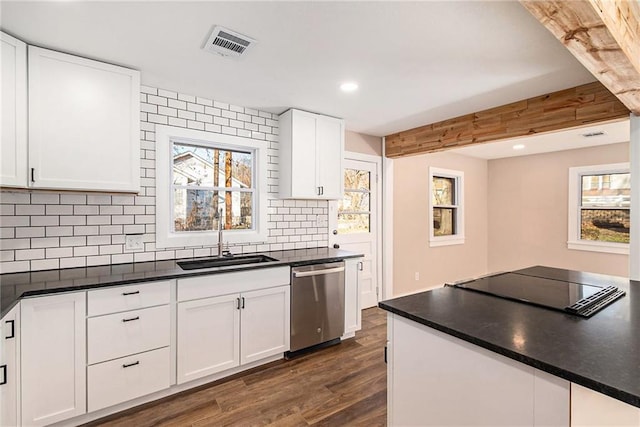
xmin=0 ymin=1 xmax=597 ymax=138
xmin=453 ymin=119 xmax=631 ymax=160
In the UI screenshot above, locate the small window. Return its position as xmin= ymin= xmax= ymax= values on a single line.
xmin=568 ymin=163 xmax=630 ymax=254
xmin=156 ymin=125 xmax=267 ymax=249
xmin=429 ymin=167 xmax=464 ymax=246
xmin=173 ymin=143 xmax=254 ymax=232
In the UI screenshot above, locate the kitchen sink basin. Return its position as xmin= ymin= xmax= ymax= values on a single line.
xmin=177 ymin=255 xmax=278 ymax=270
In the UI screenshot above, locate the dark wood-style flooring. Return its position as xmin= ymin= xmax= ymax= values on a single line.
xmin=86 ymin=307 xmax=387 ymax=427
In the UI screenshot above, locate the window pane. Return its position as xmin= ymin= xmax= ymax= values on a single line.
xmin=433 ymin=208 xmax=456 ymax=236
xmin=581 ymin=173 xmax=630 ymax=207
xmin=174 ymin=189 xmax=252 ymax=231
xmin=173 ymin=143 xmax=252 ymax=188
xmin=216 ymin=149 xmax=252 ymax=189
xmin=344 ymin=169 xmax=370 ymax=190
xmin=338 ymin=191 xmax=370 ymax=213
xmin=433 ymin=177 xmax=455 ymax=206
xmin=338 ymin=213 xmax=370 ymax=234
xmin=581 ymin=209 xmax=630 ymax=243
xmin=174 ymin=188 xmax=217 ymax=231
xmin=173 ymin=144 xmax=214 ymax=186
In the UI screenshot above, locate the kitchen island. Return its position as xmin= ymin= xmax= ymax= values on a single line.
xmin=379 ymin=266 xmax=640 ymax=426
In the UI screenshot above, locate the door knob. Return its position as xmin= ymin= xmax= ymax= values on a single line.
xmin=332 ymin=229 xmax=338 ymax=235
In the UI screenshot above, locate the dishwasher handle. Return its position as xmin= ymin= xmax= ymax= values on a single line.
xmin=292 ymin=266 xmax=345 ymax=278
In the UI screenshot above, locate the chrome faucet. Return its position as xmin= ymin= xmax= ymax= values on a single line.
xmin=217 ymin=208 xmax=224 ymax=257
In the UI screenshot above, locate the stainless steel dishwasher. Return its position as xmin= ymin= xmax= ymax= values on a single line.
xmin=289 ymin=261 xmax=345 ymax=354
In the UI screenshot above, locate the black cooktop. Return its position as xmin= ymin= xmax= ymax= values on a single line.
xmin=448 ymin=272 xmax=625 ymax=317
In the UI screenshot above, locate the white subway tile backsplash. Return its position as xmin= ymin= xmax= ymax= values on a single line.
xmin=0 ymin=85 xmax=328 ymax=273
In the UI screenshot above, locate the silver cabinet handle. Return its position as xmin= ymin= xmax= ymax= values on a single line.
xmin=293 ymin=266 xmax=345 ymax=278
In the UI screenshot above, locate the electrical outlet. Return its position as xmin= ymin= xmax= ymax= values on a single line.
xmin=415 ymin=272 xmax=420 ymax=281
xmin=125 ymin=234 xmax=144 ymax=251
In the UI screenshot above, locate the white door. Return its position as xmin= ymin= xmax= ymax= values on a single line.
xmin=1 ymin=304 xmax=20 ymax=427
xmin=329 ymin=156 xmax=380 ymax=309
xmin=21 ymin=292 xmax=87 ymax=426
xmin=176 ymin=294 xmax=240 ymax=384
xmin=240 ymin=285 xmax=290 ymax=364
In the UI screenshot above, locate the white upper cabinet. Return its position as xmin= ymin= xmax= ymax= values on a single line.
xmin=279 ymin=109 xmax=344 ymax=200
xmin=28 ymin=46 xmax=140 ymax=192
xmin=1 ymin=31 xmax=28 ymax=188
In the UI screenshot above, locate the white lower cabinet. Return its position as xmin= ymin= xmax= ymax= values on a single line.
xmin=177 ymin=285 xmax=290 ymax=384
xmin=571 ymin=383 xmax=640 ymax=427
xmin=21 ymin=292 xmax=86 ymax=427
xmin=87 ymin=347 xmax=171 ymax=412
xmin=177 ymin=268 xmax=290 ymax=385
xmin=1 ymin=304 xmax=20 ymax=427
xmin=240 ymin=286 xmax=290 ymax=365
xmin=177 ymin=293 xmax=241 ymax=384
xmin=387 ymin=313 xmax=569 ymax=427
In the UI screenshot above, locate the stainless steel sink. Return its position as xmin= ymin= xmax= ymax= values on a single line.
xmin=177 ymin=255 xmax=277 ymax=270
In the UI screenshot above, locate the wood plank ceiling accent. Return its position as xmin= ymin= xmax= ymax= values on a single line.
xmin=520 ymin=0 xmax=640 ymax=115
xmin=385 ymin=81 xmax=629 ymax=158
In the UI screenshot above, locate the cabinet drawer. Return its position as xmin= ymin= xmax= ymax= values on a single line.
xmin=87 ymin=305 xmax=170 ymax=365
xmin=178 ymin=267 xmax=289 ymax=302
xmin=88 ymin=347 xmax=170 ymax=412
xmin=88 ymin=281 xmax=171 ymax=316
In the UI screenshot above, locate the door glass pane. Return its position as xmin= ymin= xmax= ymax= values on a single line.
xmin=338 ymin=168 xmax=371 ymax=234
xmin=433 ymin=208 xmax=456 ymax=236
xmin=338 ymin=191 xmax=370 ymax=213
xmin=432 ymin=176 xmax=455 ymax=205
xmin=581 ymin=209 xmax=630 ymax=243
xmin=338 ymin=213 xmax=370 ymax=234
xmin=581 ymin=173 xmax=630 ymax=207
xmin=344 ymin=169 xmax=370 ymax=190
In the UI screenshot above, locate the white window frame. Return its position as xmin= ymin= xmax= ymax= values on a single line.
xmin=155 ymin=125 xmax=268 ymax=249
xmin=568 ymin=162 xmax=630 ymax=255
xmin=429 ymin=167 xmax=465 ymax=247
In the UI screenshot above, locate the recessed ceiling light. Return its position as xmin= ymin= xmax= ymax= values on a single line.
xmin=513 ymin=144 xmax=525 ymax=150
xmin=340 ymin=82 xmax=358 ymax=92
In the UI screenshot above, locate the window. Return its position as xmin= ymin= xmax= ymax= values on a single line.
xmin=338 ymin=168 xmax=371 ymax=234
xmin=568 ymin=163 xmax=630 ymax=254
xmin=429 ymin=167 xmax=464 ymax=246
xmin=156 ymin=126 xmax=268 ymax=249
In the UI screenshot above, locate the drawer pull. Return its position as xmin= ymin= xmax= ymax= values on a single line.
xmin=122 ymin=361 xmax=140 ymax=368
xmin=122 ymin=290 xmax=140 ymax=296
xmin=122 ymin=316 xmax=140 ymax=323
xmin=0 ymin=365 xmax=6 ymax=385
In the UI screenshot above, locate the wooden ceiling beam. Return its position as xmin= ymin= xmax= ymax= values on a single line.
xmin=385 ymin=81 xmax=629 ymax=158
xmin=520 ymin=0 xmax=640 ymax=115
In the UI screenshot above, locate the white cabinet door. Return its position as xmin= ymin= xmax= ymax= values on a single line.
xmin=316 ymin=115 xmax=344 ymax=199
xmin=28 ymin=46 xmax=140 ymax=192
xmin=343 ymin=257 xmax=362 ymax=337
xmin=240 ymin=285 xmax=290 ymax=365
xmin=0 ymin=304 xmax=20 ymax=427
xmin=0 ymin=32 xmax=28 ymax=188
xmin=279 ymin=109 xmax=344 ymax=200
xmin=177 ymin=294 xmax=240 ymax=384
xmin=571 ymin=383 xmax=640 ymax=426
xmin=21 ymin=292 xmax=86 ymax=426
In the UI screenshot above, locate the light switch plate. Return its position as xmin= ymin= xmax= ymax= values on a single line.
xmin=125 ymin=234 xmax=144 ymax=251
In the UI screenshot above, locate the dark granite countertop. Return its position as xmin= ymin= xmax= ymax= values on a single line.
xmin=0 ymin=247 xmax=361 ymax=318
xmin=379 ymin=266 xmax=640 ymax=408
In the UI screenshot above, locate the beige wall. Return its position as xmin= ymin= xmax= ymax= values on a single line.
xmin=487 ymin=142 xmax=630 ymax=277
xmin=345 ymin=130 xmax=382 ymax=156
xmin=393 ymin=151 xmax=489 ymax=295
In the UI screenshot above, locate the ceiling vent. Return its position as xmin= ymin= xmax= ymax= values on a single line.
xmin=581 ymin=130 xmax=606 ymax=138
xmin=203 ymin=26 xmax=256 ymax=59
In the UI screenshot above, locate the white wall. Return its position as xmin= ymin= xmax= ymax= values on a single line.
xmin=0 ymin=86 xmax=329 ymax=273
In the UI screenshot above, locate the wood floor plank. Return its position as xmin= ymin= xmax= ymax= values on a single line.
xmin=86 ymin=308 xmax=388 ymax=427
